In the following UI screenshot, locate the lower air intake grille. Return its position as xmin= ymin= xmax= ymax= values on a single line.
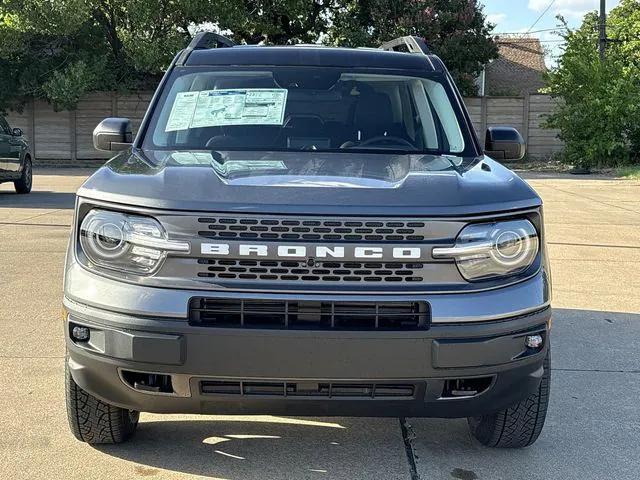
xmin=189 ymin=298 xmax=430 ymax=330
xmin=200 ymin=380 xmax=416 ymax=399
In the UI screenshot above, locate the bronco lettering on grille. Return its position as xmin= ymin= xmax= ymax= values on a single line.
xmin=200 ymin=243 xmax=424 ymax=260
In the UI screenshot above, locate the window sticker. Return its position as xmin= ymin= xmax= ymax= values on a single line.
xmin=166 ymin=88 xmax=288 ymax=132
xmin=165 ymin=92 xmax=199 ymax=132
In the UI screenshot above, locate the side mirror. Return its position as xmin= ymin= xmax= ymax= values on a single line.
xmin=93 ymin=117 xmax=132 ymax=151
xmin=12 ymin=127 xmax=23 ymax=137
xmin=484 ymin=127 xmax=526 ymax=161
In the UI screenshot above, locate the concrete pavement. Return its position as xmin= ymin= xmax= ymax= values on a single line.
xmin=0 ymin=169 xmax=639 ymax=479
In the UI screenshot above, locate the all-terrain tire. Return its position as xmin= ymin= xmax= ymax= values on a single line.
xmin=14 ymin=157 xmax=32 ymax=194
xmin=65 ymin=361 xmax=139 ymax=444
xmin=467 ymin=350 xmax=550 ymax=448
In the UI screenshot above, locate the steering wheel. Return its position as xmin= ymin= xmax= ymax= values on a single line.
xmin=355 ymin=135 xmax=416 ymax=149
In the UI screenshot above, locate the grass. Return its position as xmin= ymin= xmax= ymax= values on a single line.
xmin=615 ymin=165 xmax=640 ymax=180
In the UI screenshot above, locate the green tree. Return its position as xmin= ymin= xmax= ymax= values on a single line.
xmin=327 ymin=0 xmax=499 ymax=95
xmin=0 ymin=0 xmax=230 ymax=111
xmin=222 ymin=0 xmax=336 ymax=45
xmin=0 ymin=0 xmax=498 ymax=110
xmin=543 ymin=0 xmax=640 ymax=168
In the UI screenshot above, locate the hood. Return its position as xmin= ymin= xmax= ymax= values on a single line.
xmin=77 ymin=149 xmax=541 ymax=216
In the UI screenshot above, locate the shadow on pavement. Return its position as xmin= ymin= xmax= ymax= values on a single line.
xmin=96 ymin=416 xmax=407 ymax=480
xmin=0 ymin=191 xmax=76 ymax=209
xmin=409 ymin=308 xmax=640 ymax=480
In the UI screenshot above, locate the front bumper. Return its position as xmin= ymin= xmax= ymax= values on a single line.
xmin=65 ymin=295 xmax=551 ymax=418
xmin=64 ymin=249 xmax=552 ymax=417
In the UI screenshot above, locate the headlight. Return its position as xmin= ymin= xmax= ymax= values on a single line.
xmin=78 ymin=209 xmax=189 ymax=275
xmin=432 ymin=219 xmax=539 ymax=281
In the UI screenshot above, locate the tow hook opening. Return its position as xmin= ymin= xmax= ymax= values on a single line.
xmin=121 ymin=370 xmax=174 ymax=394
xmin=441 ymin=377 xmax=493 ymax=399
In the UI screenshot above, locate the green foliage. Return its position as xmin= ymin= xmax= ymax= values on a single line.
xmin=616 ymin=165 xmax=640 ymax=179
xmin=328 ymin=0 xmax=499 ymax=95
xmin=0 ymin=0 xmax=226 ymax=112
xmin=42 ymin=60 xmax=98 ymax=111
xmin=543 ymin=0 xmax=640 ymax=168
xmin=0 ymin=0 xmax=497 ymax=110
xmin=222 ymin=0 xmax=335 ymax=45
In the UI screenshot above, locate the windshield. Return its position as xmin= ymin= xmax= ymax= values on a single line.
xmin=142 ymin=66 xmax=475 ymax=156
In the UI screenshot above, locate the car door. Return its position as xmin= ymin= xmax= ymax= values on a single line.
xmin=0 ymin=117 xmax=22 ymax=173
xmin=0 ymin=116 xmax=12 ymax=175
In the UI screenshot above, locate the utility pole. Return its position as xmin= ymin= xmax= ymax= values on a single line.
xmin=599 ymin=0 xmax=607 ymax=61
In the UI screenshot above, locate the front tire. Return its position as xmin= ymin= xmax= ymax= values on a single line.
xmin=14 ymin=157 xmax=32 ymax=194
xmin=467 ymin=351 xmax=550 ymax=448
xmin=65 ymin=361 xmax=139 ymax=444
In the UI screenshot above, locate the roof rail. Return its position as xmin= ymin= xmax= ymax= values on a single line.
xmin=379 ymin=36 xmax=430 ymax=55
xmin=176 ymin=32 xmax=236 ymax=66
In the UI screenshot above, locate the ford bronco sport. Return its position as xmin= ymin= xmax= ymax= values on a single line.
xmin=64 ymin=34 xmax=551 ymax=448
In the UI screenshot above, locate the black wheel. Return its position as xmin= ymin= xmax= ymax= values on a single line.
xmin=65 ymin=361 xmax=139 ymax=444
xmin=14 ymin=157 xmax=32 ymax=194
xmin=468 ymin=351 xmax=550 ymax=448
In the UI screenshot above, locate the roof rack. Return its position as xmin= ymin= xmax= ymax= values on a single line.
xmin=176 ymin=32 xmax=236 ymax=66
xmin=379 ymin=36 xmax=430 ymax=55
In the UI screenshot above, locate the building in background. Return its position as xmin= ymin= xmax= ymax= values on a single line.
xmin=479 ymin=36 xmax=547 ymax=96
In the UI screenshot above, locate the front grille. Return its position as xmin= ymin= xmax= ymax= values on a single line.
xmin=156 ymin=213 xmax=468 ymax=291
xmin=200 ymin=380 xmax=416 ymax=399
xmin=189 ymin=298 xmax=430 ymax=330
xmin=196 ymin=259 xmax=424 ymax=283
xmin=197 ymin=216 xmax=427 ymax=242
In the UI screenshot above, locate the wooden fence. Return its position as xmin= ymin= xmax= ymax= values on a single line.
xmin=5 ymin=92 xmax=562 ymax=164
xmin=6 ymin=92 xmax=153 ymax=165
xmin=464 ymin=95 xmax=563 ymax=159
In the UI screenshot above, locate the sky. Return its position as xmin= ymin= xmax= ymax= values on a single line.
xmin=481 ymin=0 xmax=621 ymax=65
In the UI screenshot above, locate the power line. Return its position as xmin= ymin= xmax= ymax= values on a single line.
xmin=495 ymin=27 xmax=568 ymax=35
xmin=527 ymin=0 xmax=557 ymax=33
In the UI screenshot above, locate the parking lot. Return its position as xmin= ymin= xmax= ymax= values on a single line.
xmin=1 ymin=169 xmax=639 ymax=480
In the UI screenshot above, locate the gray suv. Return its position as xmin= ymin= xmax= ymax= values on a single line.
xmin=64 ymin=35 xmax=551 ymax=448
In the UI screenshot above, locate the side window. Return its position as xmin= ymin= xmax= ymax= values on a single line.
xmin=0 ymin=117 xmax=10 ymax=135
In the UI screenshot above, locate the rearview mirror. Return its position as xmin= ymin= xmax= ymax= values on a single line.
xmin=12 ymin=127 xmax=22 ymax=137
xmin=484 ymin=127 xmax=526 ymax=161
xmin=93 ymin=117 xmax=132 ymax=151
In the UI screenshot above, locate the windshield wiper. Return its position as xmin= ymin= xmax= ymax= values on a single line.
xmin=441 ymin=155 xmax=464 ymax=174
xmin=210 ymin=150 xmax=225 ymax=162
